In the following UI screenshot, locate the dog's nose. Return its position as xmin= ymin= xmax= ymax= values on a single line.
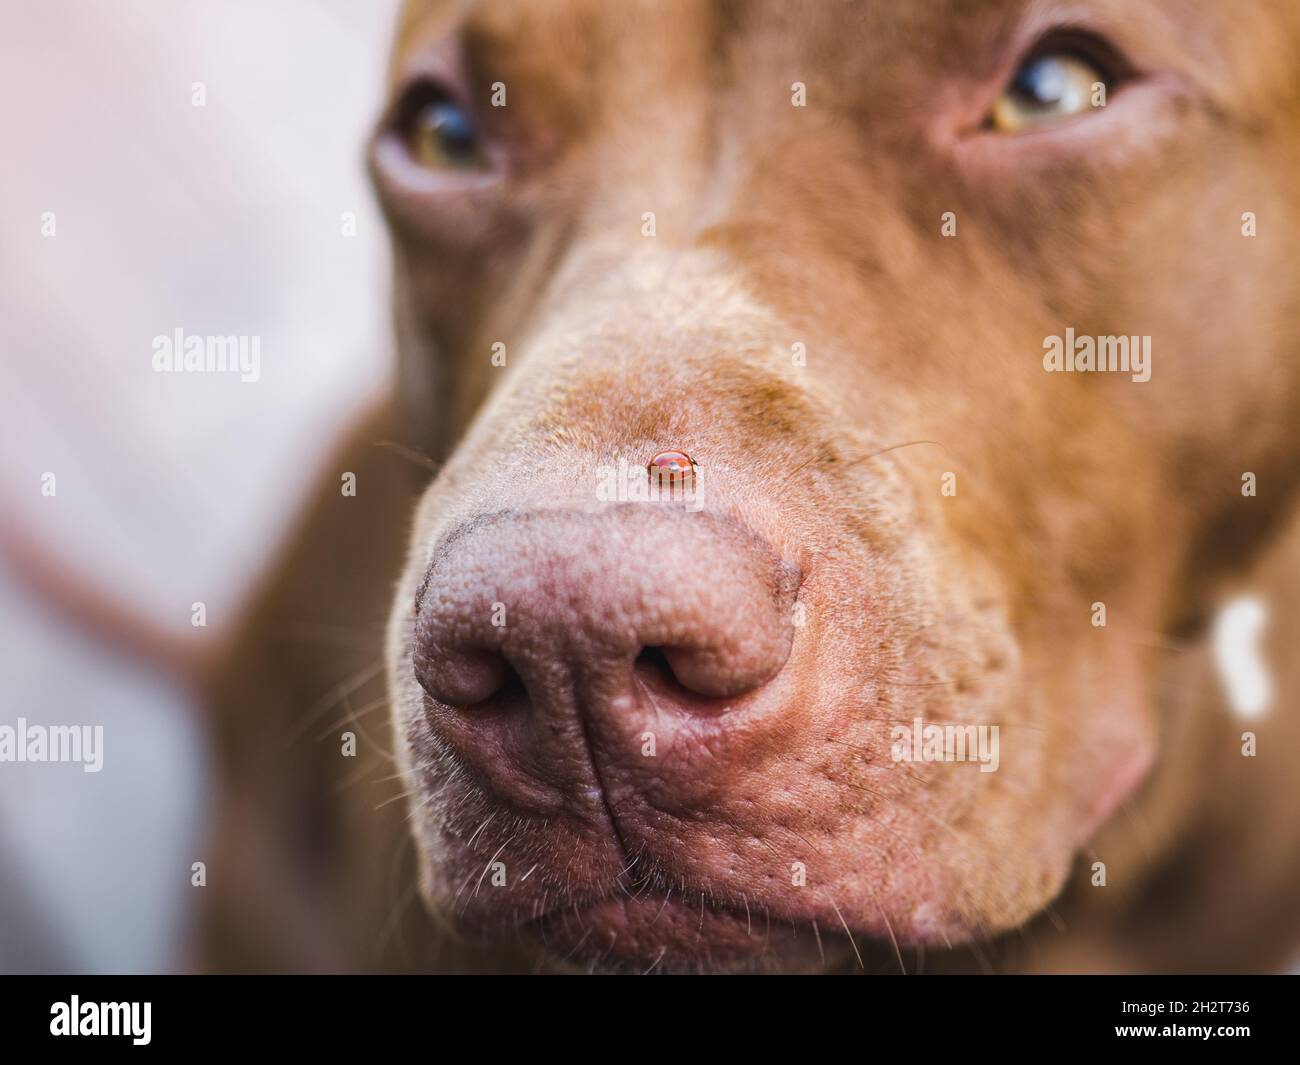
xmin=411 ymin=506 xmax=798 ymax=788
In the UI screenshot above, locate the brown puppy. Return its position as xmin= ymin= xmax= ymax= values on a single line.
xmin=204 ymin=0 xmax=1300 ymax=973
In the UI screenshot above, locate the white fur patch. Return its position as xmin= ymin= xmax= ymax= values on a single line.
xmin=1211 ymin=595 xmax=1272 ymax=720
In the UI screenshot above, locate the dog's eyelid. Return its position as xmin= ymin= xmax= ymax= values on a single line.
xmin=977 ymin=24 xmax=1142 ymax=136
xmin=1016 ymin=26 xmax=1137 ymax=87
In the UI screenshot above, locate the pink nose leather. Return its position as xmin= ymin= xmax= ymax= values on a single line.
xmin=411 ymin=505 xmax=799 ymax=781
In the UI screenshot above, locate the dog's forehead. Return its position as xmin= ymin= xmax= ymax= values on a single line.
xmin=390 ymin=0 xmax=1295 ymax=107
xmin=390 ymin=0 xmax=1013 ymax=76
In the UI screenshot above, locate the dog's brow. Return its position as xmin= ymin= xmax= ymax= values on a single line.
xmin=393 ymin=0 xmax=458 ymax=64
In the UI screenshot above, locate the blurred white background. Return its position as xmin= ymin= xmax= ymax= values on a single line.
xmin=0 ymin=0 xmax=400 ymax=971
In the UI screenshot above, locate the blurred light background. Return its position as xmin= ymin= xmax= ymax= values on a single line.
xmin=0 ymin=0 xmax=400 ymax=971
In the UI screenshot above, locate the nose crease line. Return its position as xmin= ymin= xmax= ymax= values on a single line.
xmin=571 ymin=686 xmax=635 ymax=870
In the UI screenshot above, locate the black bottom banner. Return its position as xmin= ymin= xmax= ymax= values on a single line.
xmin=0 ymin=974 xmax=1290 ymax=1053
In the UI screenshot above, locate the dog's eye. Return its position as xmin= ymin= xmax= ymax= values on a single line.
xmin=989 ymin=53 xmax=1107 ymax=132
xmin=400 ymin=92 xmax=484 ymax=169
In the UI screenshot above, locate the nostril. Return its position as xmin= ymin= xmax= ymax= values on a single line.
xmin=415 ymin=646 xmax=510 ymax=707
xmin=661 ymin=645 xmax=749 ymax=699
xmin=633 ymin=645 xmax=719 ymax=711
xmin=635 ymin=645 xmax=757 ymax=705
xmin=633 ymin=646 xmax=676 ymax=686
